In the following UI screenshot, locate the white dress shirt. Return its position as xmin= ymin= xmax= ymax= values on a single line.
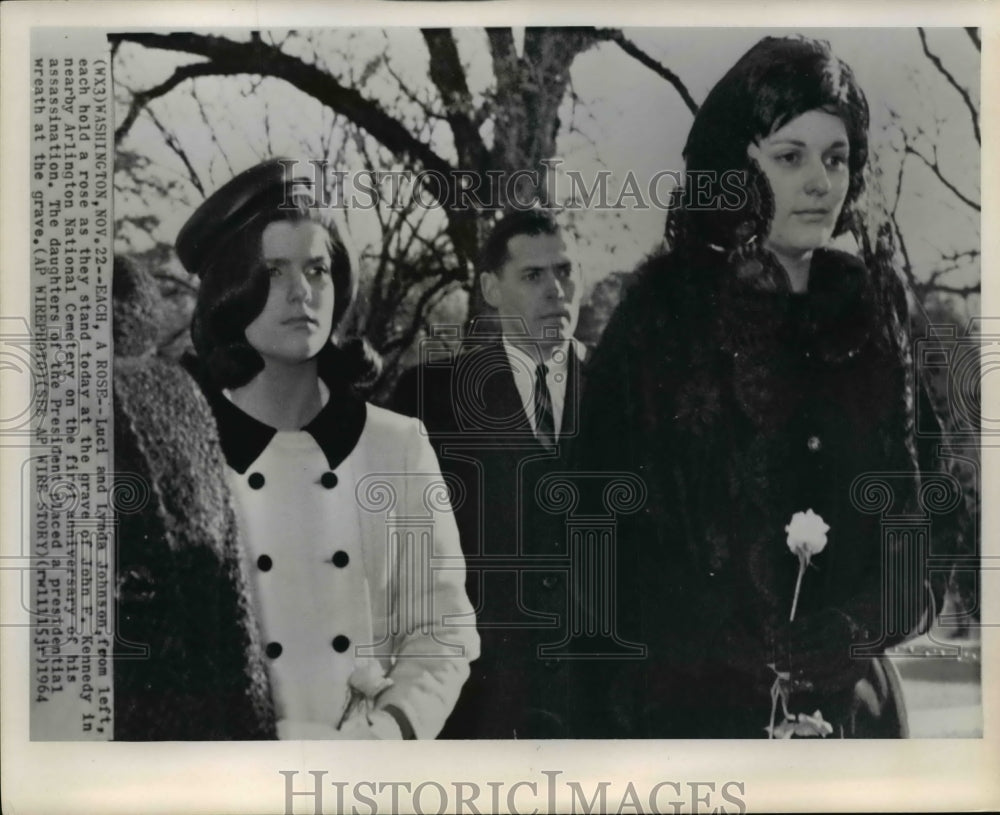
xmin=502 ymin=338 xmax=580 ymax=438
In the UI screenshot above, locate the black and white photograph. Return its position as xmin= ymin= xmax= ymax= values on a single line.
xmin=1 ymin=2 xmax=997 ymax=813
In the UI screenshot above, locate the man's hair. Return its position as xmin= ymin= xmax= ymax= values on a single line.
xmin=479 ymin=209 xmax=562 ymax=275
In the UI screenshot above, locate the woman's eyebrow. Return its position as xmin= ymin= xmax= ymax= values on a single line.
xmin=767 ymin=137 xmax=849 ymax=149
xmin=261 ymin=255 xmax=329 ymax=264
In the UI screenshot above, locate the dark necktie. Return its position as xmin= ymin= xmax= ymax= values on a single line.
xmin=533 ymin=363 xmax=556 ymax=450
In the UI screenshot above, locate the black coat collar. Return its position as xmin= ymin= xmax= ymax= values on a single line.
xmin=182 ymin=354 xmax=367 ymax=474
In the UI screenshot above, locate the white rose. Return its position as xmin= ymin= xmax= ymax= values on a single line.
xmin=348 ymin=661 xmax=393 ymax=698
xmin=337 ymin=661 xmax=394 ymax=732
xmin=785 ymin=509 xmax=830 ymax=561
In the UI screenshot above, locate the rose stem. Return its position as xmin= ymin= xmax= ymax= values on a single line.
xmin=790 ymin=556 xmax=806 ymax=622
xmin=768 ymin=677 xmax=779 ymax=739
xmin=335 ymin=694 xmax=357 ymax=730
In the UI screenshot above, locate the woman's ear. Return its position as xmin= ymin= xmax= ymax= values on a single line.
xmin=746 ymin=141 xmax=762 ymax=163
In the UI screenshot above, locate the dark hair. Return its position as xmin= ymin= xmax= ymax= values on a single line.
xmin=190 ymin=196 xmax=358 ymax=390
xmin=479 ymin=209 xmax=562 ymax=275
xmin=666 ymin=36 xmax=870 ymax=254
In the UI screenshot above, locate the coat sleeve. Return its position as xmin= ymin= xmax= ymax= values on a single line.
xmin=374 ymin=418 xmax=479 ymax=739
xmin=778 ymin=267 xmax=939 ymax=698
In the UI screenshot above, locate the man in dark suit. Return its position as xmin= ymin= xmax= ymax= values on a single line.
xmin=391 ymin=210 xmax=585 ymax=738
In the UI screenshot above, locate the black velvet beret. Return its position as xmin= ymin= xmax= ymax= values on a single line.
xmin=175 ymin=158 xmax=319 ymax=277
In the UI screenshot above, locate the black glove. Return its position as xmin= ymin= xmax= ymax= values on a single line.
xmin=773 ymin=607 xmax=870 ymax=697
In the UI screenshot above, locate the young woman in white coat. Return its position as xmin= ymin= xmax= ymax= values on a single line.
xmin=176 ymin=158 xmax=479 ymax=740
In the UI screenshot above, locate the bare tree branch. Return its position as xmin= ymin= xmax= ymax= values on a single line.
xmin=190 ymin=82 xmax=237 ymax=178
xmin=351 ymin=129 xmax=414 ymax=306
xmin=927 ymin=262 xmax=977 ymax=281
xmin=479 ymin=28 xmax=518 ymax=132
xmin=115 ymin=61 xmax=225 ymax=145
xmin=399 ymin=205 xmax=441 ymax=262
xmin=885 ymin=154 xmax=920 ymax=292
xmin=925 ymin=250 xmax=981 ymax=287
xmin=890 ymin=139 xmax=906 ymax=219
xmin=485 ymin=27 xmax=518 ymax=89
xmin=939 ymin=248 xmax=980 ymax=264
xmin=489 ymin=28 xmax=597 ymax=186
xmin=904 ymin=144 xmax=980 ymax=212
xmin=590 ymin=28 xmax=699 ymax=115
xmin=890 ymin=218 xmax=918 ymax=292
xmin=110 ymin=30 xmax=488 ymax=271
xmin=383 ymin=59 xmax=450 ymax=123
xmin=918 ymin=27 xmax=980 ymax=145
xmin=421 ymin=29 xmax=491 ymax=168
xmin=919 ymin=282 xmax=980 ymax=298
xmin=262 ymin=96 xmax=275 ymax=159
xmin=144 ymin=108 xmax=205 ymax=196
xmin=381 ymin=277 xmax=462 ymax=355
xmin=108 ymin=32 xmax=457 ymax=181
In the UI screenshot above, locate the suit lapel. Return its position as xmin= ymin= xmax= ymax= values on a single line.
xmin=466 ymin=340 xmax=586 ymax=447
xmin=559 ymin=341 xmax=586 ymax=440
xmin=480 ymin=341 xmax=535 ymax=439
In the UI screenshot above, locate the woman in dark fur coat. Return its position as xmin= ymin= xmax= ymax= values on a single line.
xmin=573 ymin=36 xmax=955 ymax=738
